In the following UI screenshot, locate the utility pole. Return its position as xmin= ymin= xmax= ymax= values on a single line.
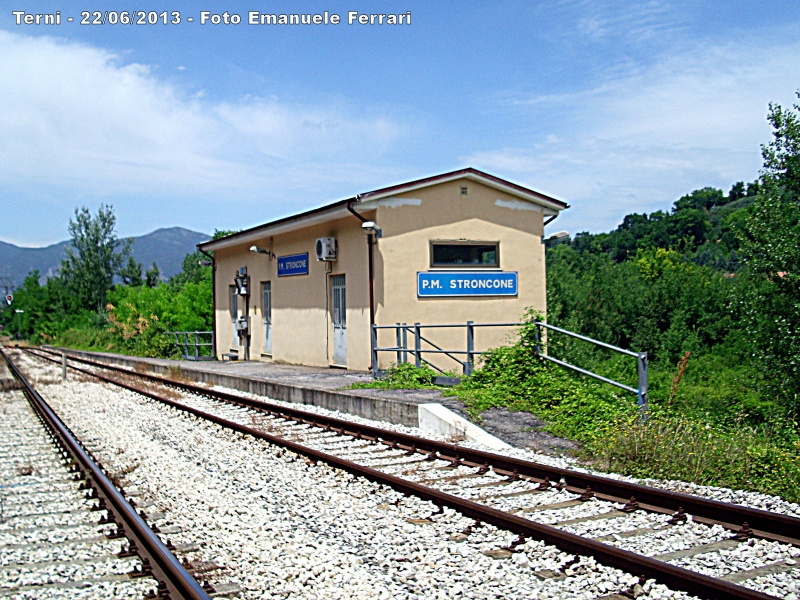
xmin=14 ymin=309 xmax=23 ymax=341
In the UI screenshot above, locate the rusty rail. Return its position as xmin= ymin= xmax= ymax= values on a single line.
xmin=26 ymin=347 xmax=786 ymax=600
xmin=2 ymin=348 xmax=210 ymax=600
xmin=31 ymin=346 xmax=800 ymax=546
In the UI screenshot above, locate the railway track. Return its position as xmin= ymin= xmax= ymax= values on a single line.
xmin=17 ymin=347 xmax=800 ymax=599
xmin=0 ymin=348 xmax=218 ymax=600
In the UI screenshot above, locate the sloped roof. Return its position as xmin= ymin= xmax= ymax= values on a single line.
xmin=199 ymin=168 xmax=568 ymax=252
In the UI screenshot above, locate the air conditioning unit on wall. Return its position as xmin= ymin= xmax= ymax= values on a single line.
xmin=316 ymin=237 xmax=337 ymax=261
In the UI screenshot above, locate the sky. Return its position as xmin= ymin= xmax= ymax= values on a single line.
xmin=1 ymin=0 xmax=799 ymax=246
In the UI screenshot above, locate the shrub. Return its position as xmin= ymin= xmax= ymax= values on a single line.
xmin=588 ymin=414 xmax=800 ymax=502
xmin=350 ymin=362 xmax=440 ymax=390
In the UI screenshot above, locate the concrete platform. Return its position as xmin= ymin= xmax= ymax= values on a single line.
xmin=48 ymin=348 xmax=460 ymax=428
xmin=43 ymin=348 xmax=578 ymax=455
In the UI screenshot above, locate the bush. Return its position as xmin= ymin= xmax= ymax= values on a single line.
xmin=588 ymin=414 xmax=800 ymax=502
xmin=350 ymin=362 xmax=440 ymax=390
xmin=453 ymin=324 xmax=636 ymax=440
xmin=447 ymin=318 xmax=800 ymax=502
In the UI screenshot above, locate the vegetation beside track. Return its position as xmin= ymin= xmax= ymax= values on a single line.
xmin=1 ymin=221 xmax=234 ymax=358
xmin=360 ymin=324 xmax=800 ymax=503
xmin=355 ymin=94 xmax=800 ymax=502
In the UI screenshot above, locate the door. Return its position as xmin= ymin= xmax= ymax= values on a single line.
xmin=331 ymin=274 xmax=347 ymax=366
xmin=262 ymin=281 xmax=272 ymax=355
xmin=229 ymin=285 xmax=238 ymax=348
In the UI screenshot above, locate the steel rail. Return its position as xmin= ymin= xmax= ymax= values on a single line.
xmin=2 ymin=348 xmax=211 ymax=600
xmin=30 ymin=347 xmax=800 ymax=546
xmin=28 ymin=348 xmax=778 ymax=600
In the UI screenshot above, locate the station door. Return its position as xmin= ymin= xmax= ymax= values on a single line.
xmin=262 ymin=281 xmax=272 ymax=355
xmin=331 ymin=275 xmax=347 ymax=366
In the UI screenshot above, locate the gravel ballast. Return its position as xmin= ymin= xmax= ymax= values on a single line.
xmin=13 ymin=349 xmax=800 ymax=599
xmin=0 ymin=373 xmax=156 ymax=599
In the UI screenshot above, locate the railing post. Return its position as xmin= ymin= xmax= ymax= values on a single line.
xmin=534 ymin=321 xmax=542 ymax=357
xmin=414 ymin=323 xmax=421 ymax=368
xmin=465 ymin=320 xmax=474 ymax=376
xmin=371 ymin=324 xmax=379 ymax=379
xmin=183 ymin=332 xmax=189 ymax=360
xmin=401 ymin=323 xmax=408 ymax=364
xmin=194 ymin=332 xmax=199 ymax=360
xmin=637 ymin=351 xmax=649 ymax=422
xmin=396 ymin=323 xmax=402 ymax=364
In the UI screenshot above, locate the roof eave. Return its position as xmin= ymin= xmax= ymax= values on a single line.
xmin=197 ymin=198 xmax=358 ymax=252
xmin=357 ymin=168 xmax=569 ymax=212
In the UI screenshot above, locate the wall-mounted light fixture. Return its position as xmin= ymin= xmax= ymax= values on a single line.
xmin=250 ymin=245 xmax=276 ymax=260
xmin=361 ymin=221 xmax=383 ymax=238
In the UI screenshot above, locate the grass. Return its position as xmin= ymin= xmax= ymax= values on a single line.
xmin=353 ymin=328 xmax=800 ymax=503
xmin=587 ymin=415 xmax=800 ymax=501
xmin=349 ymin=362 xmax=445 ymax=390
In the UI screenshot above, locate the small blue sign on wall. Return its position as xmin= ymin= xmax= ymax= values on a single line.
xmin=277 ymin=253 xmax=309 ymax=277
xmin=418 ymin=271 xmax=518 ymax=297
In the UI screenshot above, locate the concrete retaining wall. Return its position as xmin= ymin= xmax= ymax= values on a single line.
xmin=54 ymin=349 xmax=421 ymax=427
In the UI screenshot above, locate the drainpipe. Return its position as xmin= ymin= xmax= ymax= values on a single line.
xmin=346 ymin=199 xmax=376 ymax=351
xmin=199 ymin=248 xmax=217 ymax=358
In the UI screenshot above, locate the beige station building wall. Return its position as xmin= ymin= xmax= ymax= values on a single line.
xmin=208 ymin=171 xmax=564 ymax=372
xmin=214 ymin=215 xmax=373 ymax=369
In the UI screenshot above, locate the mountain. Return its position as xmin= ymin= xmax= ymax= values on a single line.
xmin=126 ymin=228 xmax=211 ymax=282
xmin=0 ymin=227 xmax=210 ymax=290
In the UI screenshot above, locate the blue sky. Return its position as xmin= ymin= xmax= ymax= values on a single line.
xmin=2 ymin=1 xmax=799 ymax=245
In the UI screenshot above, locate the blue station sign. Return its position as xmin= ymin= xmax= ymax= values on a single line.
xmin=417 ymin=271 xmax=518 ymax=297
xmin=277 ymin=253 xmax=309 ymax=277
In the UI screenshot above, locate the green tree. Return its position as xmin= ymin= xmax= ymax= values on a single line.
xmin=737 ymin=94 xmax=800 ymax=407
xmin=729 ymin=182 xmax=746 ymax=201
xmin=761 ymin=92 xmax=800 ymax=199
xmin=169 ymin=251 xmax=205 ymax=288
xmin=145 ymin=261 xmax=161 ymax=288
xmin=674 ymin=187 xmax=725 ymax=211
xmin=60 ymin=205 xmax=131 ymax=311
xmin=119 ymin=256 xmax=144 ymax=286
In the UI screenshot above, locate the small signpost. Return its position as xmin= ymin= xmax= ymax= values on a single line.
xmin=5 ymin=294 xmax=11 ymax=306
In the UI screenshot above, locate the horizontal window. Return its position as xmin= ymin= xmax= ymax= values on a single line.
xmin=431 ymin=242 xmax=499 ymax=268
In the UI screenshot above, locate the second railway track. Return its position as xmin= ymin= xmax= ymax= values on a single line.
xmin=0 ymin=348 xmax=212 ymax=600
xmin=13 ymin=346 xmax=800 ymax=599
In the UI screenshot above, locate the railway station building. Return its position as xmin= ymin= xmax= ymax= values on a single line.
xmin=198 ymin=168 xmax=568 ymax=371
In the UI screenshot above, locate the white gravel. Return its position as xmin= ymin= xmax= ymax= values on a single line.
xmin=13 ymin=352 xmax=698 ymax=600
xmin=18 ymin=349 xmax=800 ymax=599
xmin=192 ymin=378 xmax=800 ymax=519
xmin=0 ymin=374 xmax=156 ymax=600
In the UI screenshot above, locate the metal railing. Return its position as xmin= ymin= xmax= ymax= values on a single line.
xmin=167 ymin=331 xmax=214 ymax=361
xmin=371 ymin=320 xmax=648 ymax=417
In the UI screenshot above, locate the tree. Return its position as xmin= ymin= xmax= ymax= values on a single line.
xmin=729 ymin=182 xmax=746 ymax=201
xmin=145 ymin=261 xmax=161 ymax=288
xmin=673 ymin=187 xmax=725 ymax=212
xmin=761 ymin=92 xmax=800 ymax=199
xmin=738 ymin=92 xmax=800 ymax=408
xmin=59 ymin=205 xmax=131 ymax=312
xmin=169 ymin=251 xmax=205 ymax=287
xmin=119 ymin=256 xmax=144 ymax=286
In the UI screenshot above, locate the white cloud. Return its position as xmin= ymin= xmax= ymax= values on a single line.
xmin=464 ymin=37 xmax=800 ymax=233
xmin=0 ymin=31 xmax=404 ymax=202
xmin=569 ymin=0 xmax=686 ymax=44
